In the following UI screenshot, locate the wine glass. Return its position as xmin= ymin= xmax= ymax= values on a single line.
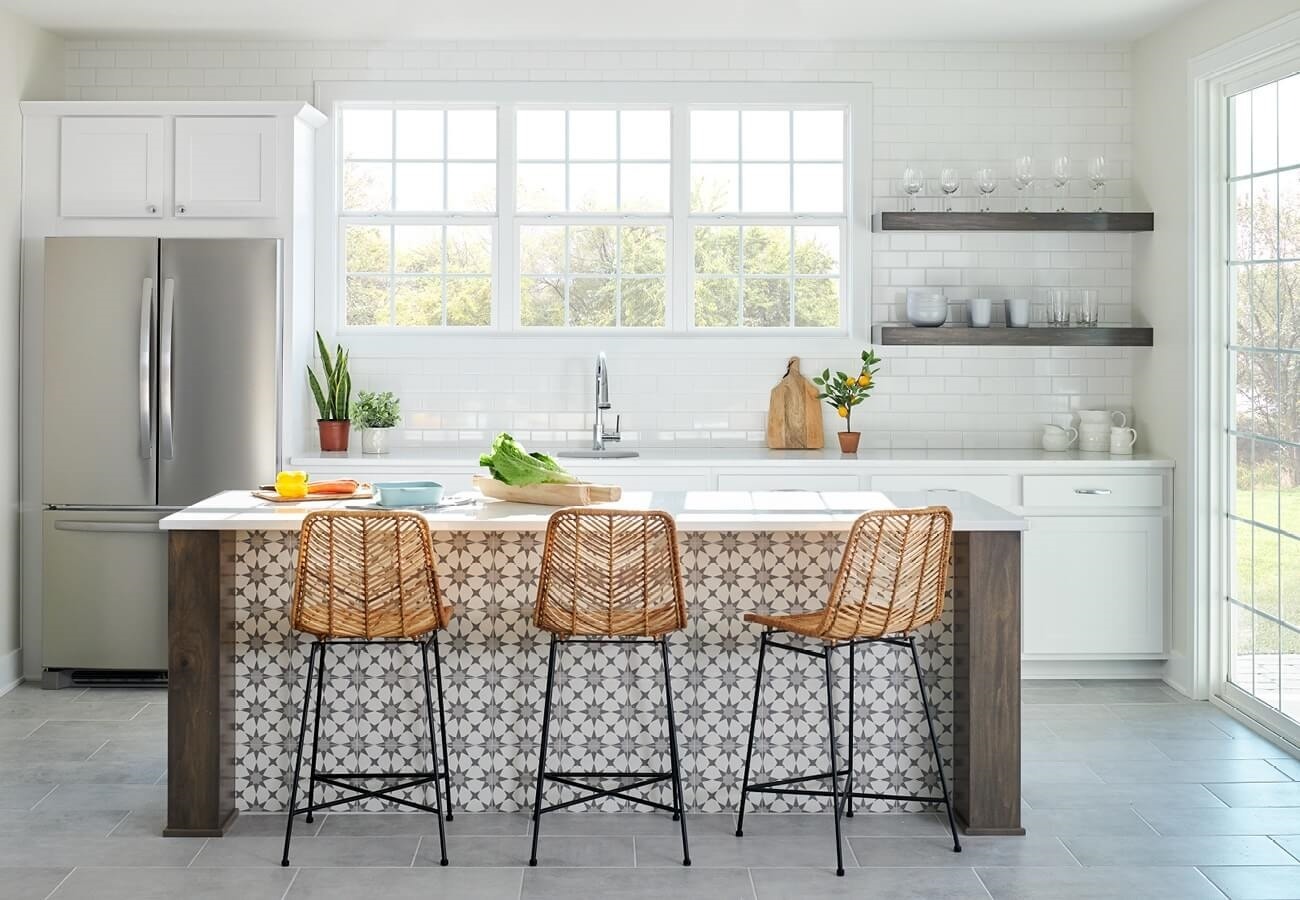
xmin=1088 ymin=155 xmax=1106 ymax=211
xmin=902 ymin=167 xmax=924 ymax=211
xmin=1013 ymin=155 xmax=1034 ymax=212
xmin=939 ymin=167 xmax=960 ymax=211
xmin=975 ymin=167 xmax=996 ymax=212
xmin=1051 ymin=155 xmax=1070 ymax=212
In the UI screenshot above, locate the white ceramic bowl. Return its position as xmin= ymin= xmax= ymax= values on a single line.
xmin=906 ymin=293 xmax=948 ymax=327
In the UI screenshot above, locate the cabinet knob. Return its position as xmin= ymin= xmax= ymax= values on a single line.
xmin=146 ymin=205 xmax=157 ymax=214
xmin=176 ymin=205 xmax=187 ymax=215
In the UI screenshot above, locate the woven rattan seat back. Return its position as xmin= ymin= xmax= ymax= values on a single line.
xmin=815 ymin=506 xmax=953 ymax=640
xmin=533 ymin=508 xmax=687 ymax=637
xmin=290 ymin=509 xmax=448 ymax=639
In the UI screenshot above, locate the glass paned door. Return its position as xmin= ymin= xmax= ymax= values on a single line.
xmin=1224 ymin=71 xmax=1300 ymax=723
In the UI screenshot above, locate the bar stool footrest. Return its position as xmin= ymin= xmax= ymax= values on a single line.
xmin=538 ymin=771 xmax=677 ymax=816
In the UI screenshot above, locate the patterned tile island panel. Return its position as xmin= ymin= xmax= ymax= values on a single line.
xmin=233 ymin=529 xmax=954 ymax=814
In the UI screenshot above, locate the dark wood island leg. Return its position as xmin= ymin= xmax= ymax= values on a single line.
xmin=950 ymin=529 xmax=1024 ymax=836
xmin=165 ymin=530 xmax=239 ymax=837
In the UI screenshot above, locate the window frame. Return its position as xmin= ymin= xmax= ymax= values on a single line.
xmin=315 ymin=81 xmax=871 ymax=353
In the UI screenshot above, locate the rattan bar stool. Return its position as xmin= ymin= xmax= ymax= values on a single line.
xmin=280 ymin=509 xmax=455 ymax=868
xmin=734 ymin=506 xmax=961 ymax=876
xmin=528 ymin=507 xmax=691 ymax=867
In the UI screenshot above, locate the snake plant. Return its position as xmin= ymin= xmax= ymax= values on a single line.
xmin=307 ymin=331 xmax=352 ymax=421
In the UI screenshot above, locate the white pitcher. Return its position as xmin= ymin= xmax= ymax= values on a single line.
xmin=1041 ymin=424 xmax=1078 ymax=452
xmin=1110 ymin=426 xmax=1137 ymax=455
xmin=1077 ymin=409 xmax=1127 ymax=428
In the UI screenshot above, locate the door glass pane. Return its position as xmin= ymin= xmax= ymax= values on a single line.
xmin=1223 ymin=72 xmax=1300 ymax=738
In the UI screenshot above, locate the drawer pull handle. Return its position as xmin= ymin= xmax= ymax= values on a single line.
xmin=1074 ymin=488 xmax=1112 ymax=496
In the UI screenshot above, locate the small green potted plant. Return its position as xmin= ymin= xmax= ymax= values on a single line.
xmin=307 ymin=332 xmax=352 ymax=452
xmin=813 ymin=349 xmax=882 ymax=454
xmin=353 ymin=390 xmax=401 ymax=455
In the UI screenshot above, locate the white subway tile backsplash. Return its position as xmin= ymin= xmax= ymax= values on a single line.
xmin=63 ymin=37 xmax=1139 ymax=449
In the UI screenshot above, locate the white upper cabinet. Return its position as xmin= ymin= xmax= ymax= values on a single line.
xmin=60 ymin=117 xmax=165 ymax=218
xmin=173 ymin=116 xmax=278 ymax=218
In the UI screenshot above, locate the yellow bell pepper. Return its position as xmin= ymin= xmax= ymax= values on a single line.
xmin=275 ymin=470 xmax=309 ymax=499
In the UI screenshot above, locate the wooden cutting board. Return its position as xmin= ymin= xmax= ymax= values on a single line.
xmin=766 ymin=356 xmax=824 ymax=449
xmin=472 ymin=476 xmax=621 ymax=506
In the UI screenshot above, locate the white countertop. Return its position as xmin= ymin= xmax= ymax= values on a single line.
xmin=160 ymin=489 xmax=1027 ymax=533
xmin=292 ymin=446 xmax=1174 ymax=470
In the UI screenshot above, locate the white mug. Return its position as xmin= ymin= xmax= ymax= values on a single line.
xmin=1110 ymin=426 xmax=1136 ymax=454
xmin=969 ymin=297 xmax=993 ymax=328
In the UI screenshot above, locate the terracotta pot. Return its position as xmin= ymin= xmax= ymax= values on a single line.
xmin=837 ymin=431 xmax=861 ymax=454
xmin=318 ymin=419 xmax=351 ymax=452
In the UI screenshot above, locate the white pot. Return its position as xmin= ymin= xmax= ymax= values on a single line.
xmin=361 ymin=427 xmax=392 ymax=455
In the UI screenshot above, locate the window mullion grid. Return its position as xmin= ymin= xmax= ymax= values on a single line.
xmin=499 ymin=102 xmax=515 ymax=331
xmin=386 ymin=224 xmax=397 ymax=326
xmin=788 ymin=113 xmax=796 ymax=327
xmin=440 ymin=225 xmax=448 ymax=327
xmin=615 ymin=111 xmax=623 ymax=327
xmin=671 ymin=102 xmax=690 ymax=332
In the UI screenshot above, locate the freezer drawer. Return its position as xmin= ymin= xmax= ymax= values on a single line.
xmin=42 ymin=510 xmax=167 ymax=671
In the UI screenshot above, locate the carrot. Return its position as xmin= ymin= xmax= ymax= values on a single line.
xmin=307 ymin=479 xmax=360 ymax=495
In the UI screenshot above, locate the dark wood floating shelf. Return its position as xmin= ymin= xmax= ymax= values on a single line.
xmin=875 ymin=325 xmax=1154 ymax=347
xmin=875 ymin=211 xmax=1155 ymax=232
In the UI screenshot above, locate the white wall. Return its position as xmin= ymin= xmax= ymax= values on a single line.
xmin=1133 ymin=0 xmax=1298 ymax=697
xmin=66 ymin=39 xmax=1139 ymax=453
xmin=0 ymin=11 xmax=61 ymax=691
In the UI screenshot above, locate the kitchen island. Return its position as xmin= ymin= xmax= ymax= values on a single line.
xmin=160 ymin=489 xmax=1026 ymax=840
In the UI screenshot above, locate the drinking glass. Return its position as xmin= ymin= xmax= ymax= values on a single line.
xmin=1076 ymin=289 xmax=1099 ymax=326
xmin=902 ymin=166 xmax=924 ymax=211
xmin=1088 ymin=155 xmax=1106 ymax=211
xmin=1051 ymin=155 xmax=1070 ymax=211
xmin=1013 ymin=155 xmax=1034 ymax=211
xmin=975 ymin=167 xmax=996 ymax=211
xmin=1048 ymin=288 xmax=1070 ymax=327
xmin=939 ymin=167 xmax=960 ymax=211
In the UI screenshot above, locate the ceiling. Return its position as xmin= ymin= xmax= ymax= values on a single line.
xmin=1 ymin=0 xmax=1208 ymax=42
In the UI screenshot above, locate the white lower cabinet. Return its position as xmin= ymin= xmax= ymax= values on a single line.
xmin=1022 ymin=515 xmax=1164 ymax=657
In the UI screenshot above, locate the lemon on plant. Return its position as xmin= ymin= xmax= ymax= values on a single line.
xmin=837 ymin=405 xmax=849 ymax=417
xmin=858 ymin=374 xmax=872 ymax=387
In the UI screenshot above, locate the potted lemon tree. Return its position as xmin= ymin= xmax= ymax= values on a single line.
xmin=353 ymin=390 xmax=401 ymax=455
xmin=813 ymin=349 xmax=882 ymax=454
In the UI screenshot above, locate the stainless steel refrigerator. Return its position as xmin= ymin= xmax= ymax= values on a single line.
xmin=41 ymin=237 xmax=281 ymax=683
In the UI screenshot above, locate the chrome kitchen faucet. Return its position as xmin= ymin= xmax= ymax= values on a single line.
xmin=592 ymin=351 xmax=621 ymax=451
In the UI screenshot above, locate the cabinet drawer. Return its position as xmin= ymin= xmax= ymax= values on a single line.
xmin=1022 ymin=474 xmax=1162 ymax=509
xmin=869 ymin=474 xmax=1015 ymax=508
xmin=716 ymin=473 xmax=861 ymax=491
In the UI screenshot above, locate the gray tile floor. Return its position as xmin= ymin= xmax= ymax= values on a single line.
xmin=0 ymin=679 xmax=1297 ymax=899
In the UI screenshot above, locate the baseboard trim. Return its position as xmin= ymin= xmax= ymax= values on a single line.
xmin=0 ymin=648 xmax=22 ymax=698
xmin=1022 ymin=658 xmax=1167 ymax=681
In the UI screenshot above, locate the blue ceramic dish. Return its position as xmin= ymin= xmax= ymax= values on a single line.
xmin=373 ymin=481 xmax=445 ymax=508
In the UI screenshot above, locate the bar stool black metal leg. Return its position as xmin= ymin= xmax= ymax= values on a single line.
xmin=910 ymin=636 xmax=961 ymax=853
xmin=529 ymin=635 xmax=559 ymax=867
xmin=281 ymin=641 xmax=319 ymax=867
xmin=304 ymin=641 xmax=327 ymax=824
xmin=419 ymin=640 xmax=450 ymax=866
xmin=823 ymin=647 xmax=846 ymax=877
xmin=660 ymin=637 xmax=691 ymax=866
xmin=845 ymin=641 xmax=855 ymax=818
xmin=735 ymin=630 xmax=769 ymax=838
xmin=432 ymin=631 xmax=454 ymax=821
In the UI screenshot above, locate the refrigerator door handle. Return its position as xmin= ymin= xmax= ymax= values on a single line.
xmin=54 ymin=521 xmax=161 ymax=534
xmin=160 ymin=277 xmax=175 ymax=460
xmin=138 ymin=277 xmax=153 ymax=459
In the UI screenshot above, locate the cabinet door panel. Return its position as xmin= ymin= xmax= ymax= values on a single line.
xmin=1023 ymin=516 xmax=1163 ymax=657
xmin=174 ymin=117 xmax=277 ymax=218
xmin=60 ymin=117 xmax=165 ymax=218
